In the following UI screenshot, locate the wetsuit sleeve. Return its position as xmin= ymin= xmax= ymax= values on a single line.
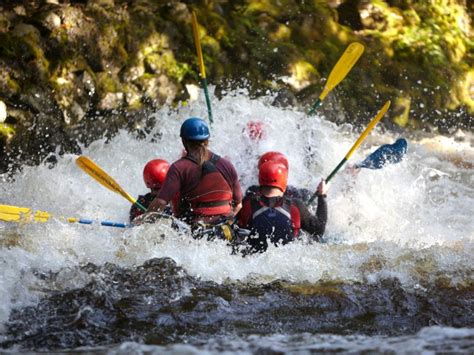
xmin=285 ymin=185 xmax=313 ymax=204
xmin=294 ymin=196 xmax=327 ymax=241
xmin=227 ymin=162 xmax=243 ymax=204
xmin=156 ymin=164 xmax=181 ymax=203
xmin=298 ymin=188 xmax=313 ymax=204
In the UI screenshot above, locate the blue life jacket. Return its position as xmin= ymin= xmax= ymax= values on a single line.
xmin=247 ymin=195 xmax=296 ymax=251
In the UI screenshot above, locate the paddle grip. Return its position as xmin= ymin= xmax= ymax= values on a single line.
xmin=135 ymin=201 xmax=147 ymax=212
xmin=202 ymin=78 xmax=213 ymax=124
xmin=307 ymin=98 xmax=322 ymax=116
xmin=306 ymin=158 xmax=347 ymax=206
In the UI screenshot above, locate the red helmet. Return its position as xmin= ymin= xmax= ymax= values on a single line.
xmin=258 ymin=151 xmax=289 ymax=170
xmin=143 ymin=159 xmax=170 ymax=189
xmin=258 ymin=161 xmax=288 ymax=191
xmin=246 ymin=121 xmax=265 ymax=141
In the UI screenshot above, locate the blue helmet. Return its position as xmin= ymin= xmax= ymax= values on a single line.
xmin=180 ymin=117 xmax=210 ymax=141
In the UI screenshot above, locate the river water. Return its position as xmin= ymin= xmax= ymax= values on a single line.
xmin=1 ymin=91 xmax=473 ymax=353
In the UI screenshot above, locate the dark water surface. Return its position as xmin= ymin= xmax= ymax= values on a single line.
xmin=1 ymin=258 xmax=472 ymax=351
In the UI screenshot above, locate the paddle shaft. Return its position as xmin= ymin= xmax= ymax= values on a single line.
xmin=75 ymin=156 xmax=185 ymax=229
xmin=0 ymin=204 xmax=129 ymax=228
xmin=192 ymin=12 xmax=213 ymax=124
xmin=307 ymin=98 xmax=322 ymax=116
xmin=201 ymin=78 xmax=213 ymax=123
xmin=72 ymin=218 xmax=129 ymax=228
xmin=76 ymin=156 xmax=147 ymax=212
xmin=135 ymin=201 xmax=147 ymax=212
xmin=306 ymin=101 xmax=391 ymax=205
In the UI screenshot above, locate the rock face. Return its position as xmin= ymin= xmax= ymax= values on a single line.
xmin=0 ymin=0 xmax=472 ymax=172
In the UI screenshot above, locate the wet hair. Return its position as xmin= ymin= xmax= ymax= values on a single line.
xmin=182 ymin=138 xmax=209 ymax=166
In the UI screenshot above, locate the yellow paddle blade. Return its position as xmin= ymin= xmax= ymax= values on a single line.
xmin=0 ymin=204 xmax=52 ymax=223
xmin=191 ymin=11 xmax=206 ymax=79
xmin=34 ymin=210 xmax=52 ymax=223
xmin=76 ymin=156 xmax=137 ymax=205
xmin=345 ymin=100 xmax=391 ymax=160
xmin=319 ymin=42 xmax=365 ymax=101
xmin=0 ymin=204 xmax=31 ymax=222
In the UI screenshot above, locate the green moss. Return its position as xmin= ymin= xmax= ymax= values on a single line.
xmin=96 ymin=72 xmax=121 ymax=93
xmin=393 ymin=96 xmax=411 ymax=127
xmin=244 ymin=0 xmax=280 ymax=17
xmin=0 ymin=123 xmax=14 ymax=139
xmin=0 ymin=0 xmax=473 ymax=139
xmin=6 ymin=75 xmax=21 ymax=94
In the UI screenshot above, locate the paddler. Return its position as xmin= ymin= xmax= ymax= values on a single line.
xmin=237 ymin=160 xmax=328 ymax=253
xmin=246 ymin=151 xmax=314 ymax=203
xmin=129 ymin=159 xmax=170 ymax=222
xmin=146 ymin=117 xmax=243 ymax=240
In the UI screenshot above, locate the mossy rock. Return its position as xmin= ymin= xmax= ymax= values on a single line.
xmin=1 ymin=0 xmax=473 ymax=173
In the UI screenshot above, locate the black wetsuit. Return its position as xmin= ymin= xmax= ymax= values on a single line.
xmin=238 ymin=187 xmax=327 ymax=252
xmin=245 ymin=185 xmax=314 ymax=204
xmin=129 ymin=193 xmax=156 ymax=222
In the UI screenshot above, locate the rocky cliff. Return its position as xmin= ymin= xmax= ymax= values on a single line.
xmin=0 ymin=0 xmax=472 ymax=172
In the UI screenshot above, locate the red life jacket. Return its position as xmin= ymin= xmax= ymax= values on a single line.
xmin=180 ymin=154 xmax=233 ymax=217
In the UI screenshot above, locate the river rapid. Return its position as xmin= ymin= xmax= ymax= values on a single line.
xmin=0 ymin=91 xmax=473 ymax=353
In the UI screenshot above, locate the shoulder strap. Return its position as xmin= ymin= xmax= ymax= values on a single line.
xmin=209 ymin=153 xmax=220 ymax=164
xmin=184 ymin=153 xmax=221 ymax=167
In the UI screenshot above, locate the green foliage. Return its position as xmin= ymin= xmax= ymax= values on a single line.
xmin=0 ymin=123 xmax=14 ymax=139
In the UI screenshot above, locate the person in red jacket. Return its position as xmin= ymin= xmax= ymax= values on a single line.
xmin=245 ymin=151 xmax=314 ymax=203
xmin=129 ymin=159 xmax=170 ymax=222
xmin=146 ymin=117 xmax=243 ymax=240
xmin=237 ymin=161 xmax=328 ymax=253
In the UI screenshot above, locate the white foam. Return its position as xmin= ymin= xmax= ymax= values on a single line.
xmin=1 ymin=91 xmax=473 ymax=329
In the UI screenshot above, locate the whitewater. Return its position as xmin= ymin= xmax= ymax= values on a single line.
xmin=0 ymin=90 xmax=473 ymax=352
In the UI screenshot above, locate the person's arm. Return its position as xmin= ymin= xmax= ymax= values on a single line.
xmin=147 ymin=197 xmax=167 ymax=212
xmin=226 ymin=160 xmax=243 ymax=216
xmin=289 ymin=179 xmax=329 ymax=237
xmin=236 ymin=198 xmax=251 ymax=228
xmin=294 ymin=195 xmax=327 ymax=241
xmin=145 ymin=165 xmax=181 ymax=213
xmin=233 ymin=202 xmax=242 ymax=216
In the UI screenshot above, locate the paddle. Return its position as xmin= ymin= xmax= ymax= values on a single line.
xmin=308 ymin=42 xmax=365 ymax=116
xmin=0 ymin=204 xmax=129 ymax=228
xmin=191 ymin=11 xmax=213 ymax=124
xmin=307 ymin=100 xmax=391 ymax=205
xmin=76 ymin=156 xmax=191 ymax=231
xmin=76 ymin=156 xmax=147 ymax=211
xmin=355 ymin=138 xmax=407 ymax=169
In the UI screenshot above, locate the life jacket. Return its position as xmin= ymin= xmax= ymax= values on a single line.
xmin=180 ymin=154 xmax=233 ymax=218
xmin=246 ymin=193 xmax=301 ymax=251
